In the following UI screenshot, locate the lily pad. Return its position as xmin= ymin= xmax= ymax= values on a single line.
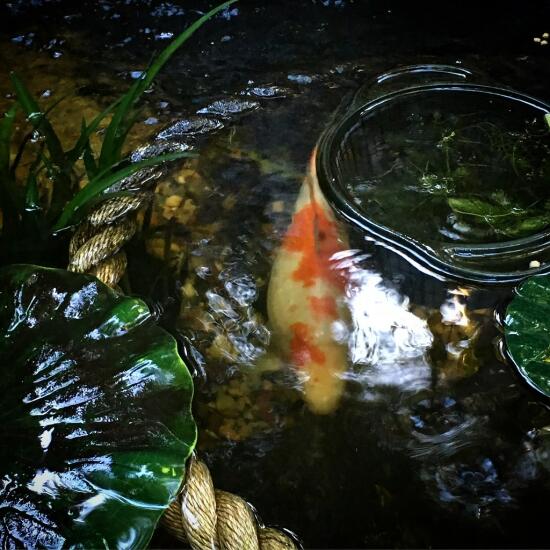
xmin=504 ymin=274 xmax=550 ymax=396
xmin=0 ymin=265 xmax=196 ymax=549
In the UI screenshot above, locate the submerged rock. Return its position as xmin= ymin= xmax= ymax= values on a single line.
xmin=156 ymin=116 xmax=224 ymax=140
xmin=197 ymin=98 xmax=259 ymax=117
xmin=130 ymin=140 xmax=191 ymax=161
xmin=241 ymin=85 xmax=292 ymax=99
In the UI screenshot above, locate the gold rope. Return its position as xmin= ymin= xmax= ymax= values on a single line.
xmin=162 ymin=456 xmax=297 ymax=550
xmin=68 ymin=169 xmax=298 ymax=550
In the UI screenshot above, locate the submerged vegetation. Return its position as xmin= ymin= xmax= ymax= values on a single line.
xmin=0 ymin=2 xmax=233 ymax=547
xmin=350 ymin=109 xmax=550 ymax=245
xmin=412 ymin=119 xmax=550 ymax=241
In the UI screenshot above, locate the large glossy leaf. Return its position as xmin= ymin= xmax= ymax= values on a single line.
xmin=504 ymin=274 xmax=550 ymax=396
xmin=0 ymin=265 xmax=196 ymax=549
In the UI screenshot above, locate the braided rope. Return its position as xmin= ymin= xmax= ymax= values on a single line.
xmin=68 ymin=168 xmax=298 ymax=550
xmin=162 ymin=456 xmax=297 ymax=550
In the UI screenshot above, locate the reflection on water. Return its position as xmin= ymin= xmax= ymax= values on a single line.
xmin=346 ymin=266 xmax=433 ymax=395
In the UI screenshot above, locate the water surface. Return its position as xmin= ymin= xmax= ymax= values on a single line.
xmin=2 ymin=1 xmax=550 ymax=547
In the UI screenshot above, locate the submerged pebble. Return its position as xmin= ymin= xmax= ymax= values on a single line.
xmin=241 ymin=85 xmax=291 ymax=99
xmin=197 ymin=99 xmax=259 ymax=117
xmin=130 ymin=140 xmax=191 ymax=162
xmin=156 ymin=117 xmax=224 ymax=140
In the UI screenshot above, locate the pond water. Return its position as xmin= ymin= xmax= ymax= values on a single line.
xmin=340 ymin=89 xmax=550 ymax=245
xmin=2 ymin=1 xmax=550 ymax=548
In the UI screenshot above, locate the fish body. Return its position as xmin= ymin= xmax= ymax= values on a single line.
xmin=268 ymin=152 xmax=349 ymax=414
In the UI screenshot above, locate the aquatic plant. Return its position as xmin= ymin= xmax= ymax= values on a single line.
xmin=447 ymin=194 xmax=550 ymax=239
xmin=0 ymin=264 xmax=196 ymax=548
xmin=0 ymin=2 xmax=234 ymax=547
xmin=428 ymin=121 xmax=550 ymax=240
xmin=504 ymin=274 xmax=550 ymax=397
xmin=0 ymin=0 xmax=236 ymax=265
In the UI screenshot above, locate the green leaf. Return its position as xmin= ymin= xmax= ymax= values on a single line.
xmin=53 ymin=151 xmax=194 ymax=232
xmin=97 ymin=0 xmax=236 ymax=171
xmin=9 ymin=73 xmax=76 ymax=219
xmin=65 ymin=99 xmax=123 ymax=167
xmin=448 ymin=197 xmax=519 ymax=219
xmin=505 ymin=274 xmax=550 ymax=397
xmin=0 ymin=264 xmax=196 ymax=548
xmin=10 ymin=95 xmax=66 ymax=180
xmin=0 ymin=104 xmax=17 ymax=179
xmin=448 ymin=196 xmax=550 ymax=238
xmin=501 ymin=214 xmax=550 ymax=237
xmin=0 ymin=105 xmax=24 ymax=231
xmin=78 ymin=119 xmax=99 ymax=180
xmin=9 ymin=73 xmax=65 ymax=168
xmin=24 ymin=171 xmax=40 ymax=212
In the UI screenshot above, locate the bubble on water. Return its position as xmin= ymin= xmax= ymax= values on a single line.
xmin=227 ymin=333 xmax=265 ymax=364
xmin=220 ymin=7 xmax=239 ymax=20
xmin=317 ymin=0 xmax=347 ymax=6
xmin=407 ymin=398 xmax=479 ymax=459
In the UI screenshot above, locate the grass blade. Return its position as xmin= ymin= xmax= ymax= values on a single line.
xmin=0 ymin=105 xmax=22 ymax=231
xmin=10 ymin=72 xmax=66 ymax=167
xmin=10 ymin=72 xmax=76 ymax=219
xmin=24 ymin=145 xmax=45 ymax=212
xmin=0 ymin=105 xmax=17 ymax=181
xmin=10 ymin=95 xmax=66 ymax=178
xmin=24 ymin=173 xmax=40 ymax=211
xmin=78 ymin=119 xmax=99 ymax=179
xmin=53 ymin=151 xmax=194 ymax=231
xmin=138 ymin=0 xmax=237 ymax=93
xmin=66 ymin=97 xmax=122 ymax=166
xmin=97 ymin=0 xmax=236 ymax=171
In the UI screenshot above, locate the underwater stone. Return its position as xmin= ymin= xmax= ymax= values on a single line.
xmin=156 ymin=117 xmax=224 ymax=140
xmin=196 ymin=99 xmax=259 ymax=117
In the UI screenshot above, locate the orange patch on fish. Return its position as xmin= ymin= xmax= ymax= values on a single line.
xmin=289 ymin=322 xmax=326 ymax=367
xmin=308 ymin=295 xmax=338 ymax=318
xmin=267 ymin=153 xmax=349 ymax=414
xmin=282 ymin=200 xmax=346 ymax=290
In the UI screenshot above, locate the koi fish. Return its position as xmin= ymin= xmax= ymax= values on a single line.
xmin=267 ymin=151 xmax=350 ymax=414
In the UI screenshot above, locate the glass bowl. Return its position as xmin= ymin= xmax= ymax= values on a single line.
xmin=316 ymin=80 xmax=550 ymax=284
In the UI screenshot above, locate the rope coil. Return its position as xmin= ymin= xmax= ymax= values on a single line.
xmin=68 ymin=167 xmax=298 ymax=550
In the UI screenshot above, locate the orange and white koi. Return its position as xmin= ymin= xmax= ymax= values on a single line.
xmin=267 ymin=151 xmax=350 ymax=414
